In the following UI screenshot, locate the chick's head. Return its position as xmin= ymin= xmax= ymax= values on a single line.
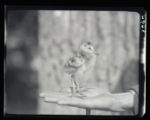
xmin=68 ymin=56 xmax=84 ymax=67
xmin=80 ymin=41 xmax=97 ymax=55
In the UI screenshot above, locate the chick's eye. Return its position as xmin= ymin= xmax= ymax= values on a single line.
xmin=71 ymin=59 xmax=75 ymax=62
xmin=88 ymin=47 xmax=92 ymax=49
xmin=87 ymin=42 xmax=91 ymax=45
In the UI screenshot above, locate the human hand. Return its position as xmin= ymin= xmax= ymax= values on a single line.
xmin=40 ymin=87 xmax=112 ymax=110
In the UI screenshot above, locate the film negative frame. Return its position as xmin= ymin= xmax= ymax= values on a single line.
xmin=3 ymin=4 xmax=147 ymax=120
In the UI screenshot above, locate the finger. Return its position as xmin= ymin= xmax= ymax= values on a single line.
xmin=80 ymin=91 xmax=100 ymax=97
xmin=44 ymin=96 xmax=64 ymax=103
xmin=40 ymin=92 xmax=46 ymax=97
xmin=60 ymin=87 xmax=72 ymax=92
xmin=57 ymin=97 xmax=88 ymax=108
xmin=40 ymin=92 xmax=60 ymax=97
xmin=40 ymin=92 xmax=71 ymax=98
xmin=45 ymin=94 xmax=72 ymax=99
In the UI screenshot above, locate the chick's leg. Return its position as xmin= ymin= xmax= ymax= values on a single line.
xmin=70 ymin=75 xmax=76 ymax=96
xmin=72 ymin=74 xmax=80 ymax=93
xmin=74 ymin=79 xmax=80 ymax=93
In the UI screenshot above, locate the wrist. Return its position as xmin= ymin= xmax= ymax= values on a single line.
xmin=110 ymin=92 xmax=135 ymax=112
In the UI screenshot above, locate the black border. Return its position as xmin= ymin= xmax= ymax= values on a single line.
xmin=1 ymin=1 xmax=149 ymax=120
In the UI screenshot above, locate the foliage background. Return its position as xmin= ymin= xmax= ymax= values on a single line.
xmin=5 ymin=10 xmax=139 ymax=115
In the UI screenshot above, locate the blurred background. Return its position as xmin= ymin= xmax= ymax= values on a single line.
xmin=5 ymin=10 xmax=140 ymax=115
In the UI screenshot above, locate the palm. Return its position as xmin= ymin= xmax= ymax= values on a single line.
xmin=40 ymin=87 xmax=109 ymax=108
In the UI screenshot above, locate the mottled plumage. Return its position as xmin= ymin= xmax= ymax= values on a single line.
xmin=64 ymin=41 xmax=98 ymax=94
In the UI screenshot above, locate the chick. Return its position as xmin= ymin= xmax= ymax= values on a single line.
xmin=64 ymin=41 xmax=98 ymax=96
